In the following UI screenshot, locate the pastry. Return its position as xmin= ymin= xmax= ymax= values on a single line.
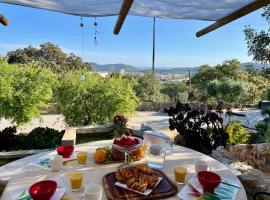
xmin=115 ymin=163 xmax=159 ymax=192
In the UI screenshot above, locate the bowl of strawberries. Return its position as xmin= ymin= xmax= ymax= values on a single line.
xmin=112 ymin=135 xmax=143 ymax=164
xmin=112 ymin=135 xmax=142 ymax=151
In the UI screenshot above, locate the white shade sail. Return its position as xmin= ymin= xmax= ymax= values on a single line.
xmin=0 ymin=0 xmax=255 ymax=21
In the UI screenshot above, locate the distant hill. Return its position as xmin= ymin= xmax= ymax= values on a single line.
xmin=90 ymin=62 xmax=269 ymax=74
xmin=91 ymin=62 xmax=140 ymax=72
xmin=142 ymin=67 xmax=199 ymax=74
xmin=91 ymin=62 xmax=199 ymax=74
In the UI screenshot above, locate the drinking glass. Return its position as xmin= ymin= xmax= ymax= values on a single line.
xmin=69 ymin=172 xmax=83 ymax=191
xmin=195 ymin=160 xmax=208 ymax=174
xmin=83 ymin=184 xmax=102 ymax=200
xmin=174 ymin=166 xmax=187 ymax=184
xmin=77 ymin=151 xmax=88 ymax=166
xmin=146 ymin=144 xmax=166 ymax=169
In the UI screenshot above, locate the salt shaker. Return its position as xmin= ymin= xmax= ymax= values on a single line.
xmin=50 ymin=155 xmax=63 ymax=172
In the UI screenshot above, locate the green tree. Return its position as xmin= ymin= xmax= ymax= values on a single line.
xmin=0 ymin=60 xmax=57 ymax=124
xmin=193 ymin=59 xmax=269 ymax=104
xmin=6 ymin=43 xmax=92 ymax=73
xmin=55 ymin=70 xmax=138 ymax=126
xmin=244 ymin=5 xmax=270 ymax=64
xmin=206 ymin=79 xmax=249 ymax=104
xmin=161 ymin=82 xmax=188 ymax=102
xmin=132 ymin=73 xmax=165 ymax=103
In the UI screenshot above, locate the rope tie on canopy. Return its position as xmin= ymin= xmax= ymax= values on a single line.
xmin=0 ymin=14 xmax=8 ymax=26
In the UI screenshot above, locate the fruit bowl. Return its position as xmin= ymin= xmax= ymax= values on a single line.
xmin=198 ymin=171 xmax=221 ymax=193
xmin=112 ymin=136 xmax=142 ymax=152
xmin=56 ymin=145 xmax=74 ymax=158
xmin=112 ymin=136 xmax=143 ymax=165
xmin=29 ymin=180 xmax=57 ymax=200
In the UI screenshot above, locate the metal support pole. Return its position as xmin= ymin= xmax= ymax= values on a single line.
xmin=152 ymin=17 xmax=156 ymax=99
xmin=152 ymin=17 xmax=156 ymax=78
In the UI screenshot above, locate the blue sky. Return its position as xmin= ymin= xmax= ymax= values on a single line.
xmin=0 ymin=3 xmax=268 ymax=68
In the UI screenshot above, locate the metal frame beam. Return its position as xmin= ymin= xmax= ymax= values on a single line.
xmin=196 ymin=0 xmax=270 ymax=37
xmin=113 ymin=0 xmax=134 ymax=35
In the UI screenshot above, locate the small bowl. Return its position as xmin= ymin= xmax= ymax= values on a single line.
xmin=198 ymin=171 xmax=221 ymax=193
xmin=56 ymin=145 xmax=74 ymax=158
xmin=29 ymin=180 xmax=57 ymax=200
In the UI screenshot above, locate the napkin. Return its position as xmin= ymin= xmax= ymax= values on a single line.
xmin=13 ymin=188 xmax=65 ymax=200
xmin=178 ymin=175 xmax=239 ymax=200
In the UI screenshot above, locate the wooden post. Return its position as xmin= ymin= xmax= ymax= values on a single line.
xmin=113 ymin=0 xmax=134 ymax=35
xmin=196 ymin=0 xmax=270 ymax=37
xmin=0 ymin=14 xmax=8 ymax=26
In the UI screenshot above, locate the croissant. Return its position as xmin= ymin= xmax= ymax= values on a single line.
xmin=115 ymin=164 xmax=160 ymax=193
xmin=135 ymin=163 xmax=154 ymax=175
xmin=126 ymin=177 xmax=148 ymax=192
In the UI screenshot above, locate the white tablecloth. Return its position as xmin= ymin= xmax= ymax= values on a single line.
xmin=0 ymin=140 xmax=247 ymax=200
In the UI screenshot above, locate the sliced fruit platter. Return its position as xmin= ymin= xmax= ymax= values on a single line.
xmin=93 ymin=136 xmax=146 ymax=164
xmin=93 ymin=146 xmax=146 ymax=164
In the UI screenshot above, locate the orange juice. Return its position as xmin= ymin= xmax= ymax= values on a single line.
xmin=77 ymin=151 xmax=88 ymax=165
xmin=174 ymin=166 xmax=187 ymax=184
xmin=69 ymin=172 xmax=83 ymax=191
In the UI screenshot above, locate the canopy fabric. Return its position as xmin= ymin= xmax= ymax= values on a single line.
xmin=0 ymin=0 xmax=254 ymax=21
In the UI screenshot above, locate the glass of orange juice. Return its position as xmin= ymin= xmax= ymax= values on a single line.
xmin=69 ymin=172 xmax=83 ymax=191
xmin=174 ymin=166 xmax=187 ymax=184
xmin=77 ymin=151 xmax=88 ymax=166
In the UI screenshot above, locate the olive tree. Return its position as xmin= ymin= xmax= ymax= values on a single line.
xmin=55 ymin=70 xmax=138 ymax=126
xmin=0 ymin=61 xmax=57 ymax=124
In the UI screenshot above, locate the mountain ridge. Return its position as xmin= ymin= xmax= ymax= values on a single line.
xmin=90 ymin=62 xmax=269 ymax=74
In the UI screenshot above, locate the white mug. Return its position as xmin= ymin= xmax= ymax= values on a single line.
xmin=195 ymin=160 xmax=208 ymax=174
xmin=84 ymin=184 xmax=102 ymax=200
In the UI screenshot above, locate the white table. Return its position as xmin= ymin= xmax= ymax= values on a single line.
xmin=0 ymin=140 xmax=247 ymax=200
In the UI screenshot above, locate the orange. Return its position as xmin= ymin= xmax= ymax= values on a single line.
xmin=93 ymin=149 xmax=107 ymax=163
xmin=133 ymin=144 xmax=147 ymax=159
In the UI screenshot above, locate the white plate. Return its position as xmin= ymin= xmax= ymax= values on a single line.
xmin=115 ymin=177 xmax=162 ymax=196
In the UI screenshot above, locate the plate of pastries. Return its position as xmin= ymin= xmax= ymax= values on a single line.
xmin=114 ymin=163 xmax=162 ymax=195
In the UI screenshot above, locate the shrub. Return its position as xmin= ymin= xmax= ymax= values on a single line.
xmin=0 ymin=127 xmax=64 ymax=151
xmin=166 ymin=102 xmax=228 ymax=155
xmin=226 ymin=120 xmax=251 ymax=144
xmin=0 ymin=61 xmax=58 ymax=124
xmin=55 ymin=70 xmax=138 ymax=126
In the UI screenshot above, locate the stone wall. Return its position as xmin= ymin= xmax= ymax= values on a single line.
xmin=212 ymin=150 xmax=270 ymax=200
xmin=218 ymin=143 xmax=270 ymax=174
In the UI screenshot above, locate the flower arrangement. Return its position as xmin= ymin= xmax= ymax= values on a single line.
xmin=113 ymin=114 xmax=132 ymax=136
